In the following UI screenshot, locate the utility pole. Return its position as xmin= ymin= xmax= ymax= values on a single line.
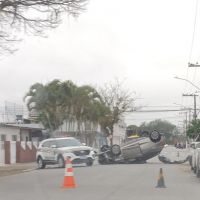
xmin=182 ymin=94 xmax=198 ymax=136
xmin=179 ymin=111 xmax=188 ymax=137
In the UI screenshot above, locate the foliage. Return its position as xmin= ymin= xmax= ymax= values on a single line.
xmin=187 ymin=119 xmax=200 ymax=139
xmin=24 ymin=79 xmax=108 ymax=136
xmin=140 ymin=119 xmax=176 ymax=133
xmin=98 ymin=79 xmax=135 ymax=143
xmin=126 ymin=125 xmax=139 ymax=136
xmin=0 ymin=0 xmax=87 ymax=54
xmin=139 ymin=119 xmax=177 ymax=143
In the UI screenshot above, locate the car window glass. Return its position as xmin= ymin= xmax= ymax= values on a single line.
xmin=55 ymin=139 xmax=82 ymax=148
xmin=42 ymin=141 xmax=51 ymax=148
xmin=49 ymin=141 xmax=56 ymax=147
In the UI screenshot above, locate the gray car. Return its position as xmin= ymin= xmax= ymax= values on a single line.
xmin=98 ymin=130 xmax=165 ymax=164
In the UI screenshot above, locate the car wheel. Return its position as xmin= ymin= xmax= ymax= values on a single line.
xmin=196 ymin=168 xmax=200 ymax=178
xmin=189 ymin=156 xmax=192 ymax=166
xmin=37 ymin=157 xmax=46 ymax=169
xmin=57 ymin=156 xmax=65 ymax=168
xmin=194 ymin=167 xmax=197 ymax=174
xmin=86 ymin=158 xmax=94 ymax=166
xmin=101 ymin=145 xmax=110 ymax=152
xmin=149 ymin=130 xmax=161 ymax=143
xmin=111 ymin=144 xmax=121 ymax=156
xmin=98 ymin=154 xmax=108 ymax=165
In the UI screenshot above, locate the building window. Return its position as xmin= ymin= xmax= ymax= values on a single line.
xmin=12 ymin=135 xmax=17 ymax=141
xmin=1 ymin=134 xmax=6 ymax=141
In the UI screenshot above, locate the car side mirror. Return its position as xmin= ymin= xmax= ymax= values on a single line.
xmin=51 ymin=145 xmax=57 ymax=148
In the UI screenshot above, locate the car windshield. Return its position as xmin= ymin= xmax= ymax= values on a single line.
xmin=55 ymin=139 xmax=82 ymax=148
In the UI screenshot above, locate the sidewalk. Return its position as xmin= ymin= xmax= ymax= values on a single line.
xmin=0 ymin=162 xmax=37 ymax=177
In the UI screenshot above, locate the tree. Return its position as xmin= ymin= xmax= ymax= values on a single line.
xmin=126 ymin=124 xmax=139 ymax=136
xmin=24 ymin=80 xmax=109 ymax=140
xmin=140 ymin=119 xmax=176 ymax=133
xmin=71 ymin=85 xmax=106 ymax=134
xmin=99 ymin=79 xmax=135 ymax=144
xmin=187 ymin=119 xmax=200 ymax=139
xmin=0 ymin=0 xmax=87 ymax=54
xmin=24 ymin=79 xmax=76 ymax=135
xmin=140 ymin=119 xmax=177 ymax=143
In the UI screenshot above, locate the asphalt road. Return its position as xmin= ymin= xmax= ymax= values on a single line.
xmin=0 ymin=158 xmax=200 ymax=200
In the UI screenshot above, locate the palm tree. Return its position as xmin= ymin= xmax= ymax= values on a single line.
xmin=24 ymin=80 xmax=76 ymax=135
xmin=24 ymin=80 xmax=110 ymax=142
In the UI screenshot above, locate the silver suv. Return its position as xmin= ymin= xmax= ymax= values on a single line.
xmin=36 ymin=137 xmax=96 ymax=169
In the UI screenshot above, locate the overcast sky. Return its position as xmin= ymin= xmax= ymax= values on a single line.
xmin=1 ymin=0 xmax=200 ymax=128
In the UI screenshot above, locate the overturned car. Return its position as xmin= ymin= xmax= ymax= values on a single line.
xmin=98 ymin=130 xmax=165 ymax=164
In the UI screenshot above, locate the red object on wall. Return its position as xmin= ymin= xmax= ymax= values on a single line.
xmin=4 ymin=141 xmax=11 ymax=164
xmin=16 ymin=142 xmax=37 ymax=163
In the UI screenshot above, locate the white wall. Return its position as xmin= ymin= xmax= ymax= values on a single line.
xmin=20 ymin=129 xmax=30 ymax=141
xmin=113 ymin=119 xmax=127 ymax=145
xmin=0 ymin=127 xmax=20 ymax=141
xmin=60 ymin=120 xmax=101 ymax=133
xmin=10 ymin=141 xmax=16 ymax=164
xmin=0 ymin=141 xmax=5 ymax=165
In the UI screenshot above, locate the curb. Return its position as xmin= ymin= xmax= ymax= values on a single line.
xmin=22 ymin=168 xmax=37 ymax=173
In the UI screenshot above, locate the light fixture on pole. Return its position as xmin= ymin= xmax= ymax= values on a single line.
xmin=174 ymin=76 xmax=200 ymax=91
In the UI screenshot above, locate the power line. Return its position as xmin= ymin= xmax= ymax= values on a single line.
xmin=189 ymin=0 xmax=199 ymax=62
xmin=132 ymin=109 xmax=197 ymax=113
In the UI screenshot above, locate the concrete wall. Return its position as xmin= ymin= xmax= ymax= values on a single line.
xmin=0 ymin=126 xmax=20 ymax=141
xmin=20 ymin=129 xmax=31 ymax=141
xmin=113 ymin=120 xmax=126 ymax=145
xmin=60 ymin=120 xmax=101 ymax=133
xmin=16 ymin=141 xmax=37 ymax=163
xmin=0 ymin=141 xmax=38 ymax=165
xmin=0 ymin=141 xmax=5 ymax=165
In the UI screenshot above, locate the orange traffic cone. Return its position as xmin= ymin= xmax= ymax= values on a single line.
xmin=62 ymin=157 xmax=76 ymax=188
xmin=156 ymin=168 xmax=166 ymax=188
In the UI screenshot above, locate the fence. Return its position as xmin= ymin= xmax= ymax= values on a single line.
xmin=0 ymin=141 xmax=38 ymax=165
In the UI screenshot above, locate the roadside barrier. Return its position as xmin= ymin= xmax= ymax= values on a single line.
xmin=156 ymin=168 xmax=166 ymax=188
xmin=62 ymin=157 xmax=76 ymax=189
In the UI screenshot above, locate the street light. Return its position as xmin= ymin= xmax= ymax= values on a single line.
xmin=174 ymin=76 xmax=200 ymax=91
xmin=174 ymin=76 xmax=200 ymax=137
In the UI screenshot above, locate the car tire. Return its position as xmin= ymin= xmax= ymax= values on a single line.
xmin=37 ymin=157 xmax=46 ymax=169
xmin=101 ymin=145 xmax=110 ymax=152
xmin=98 ymin=154 xmax=108 ymax=165
xmin=111 ymin=144 xmax=121 ymax=156
xmin=57 ymin=156 xmax=65 ymax=168
xmin=194 ymin=167 xmax=197 ymax=174
xmin=149 ymin=130 xmax=161 ymax=143
xmin=189 ymin=156 xmax=192 ymax=166
xmin=196 ymin=168 xmax=200 ymax=178
xmin=86 ymin=158 xmax=94 ymax=166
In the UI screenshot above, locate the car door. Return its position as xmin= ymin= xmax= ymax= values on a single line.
xmin=41 ymin=141 xmax=51 ymax=160
xmin=48 ymin=140 xmax=58 ymax=161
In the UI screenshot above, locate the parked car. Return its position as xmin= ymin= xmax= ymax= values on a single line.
xmin=98 ymin=130 xmax=165 ymax=164
xmin=189 ymin=142 xmax=200 ymax=173
xmin=36 ymin=137 xmax=96 ymax=169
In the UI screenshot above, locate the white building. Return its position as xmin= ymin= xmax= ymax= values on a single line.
xmin=0 ymin=123 xmax=44 ymax=142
